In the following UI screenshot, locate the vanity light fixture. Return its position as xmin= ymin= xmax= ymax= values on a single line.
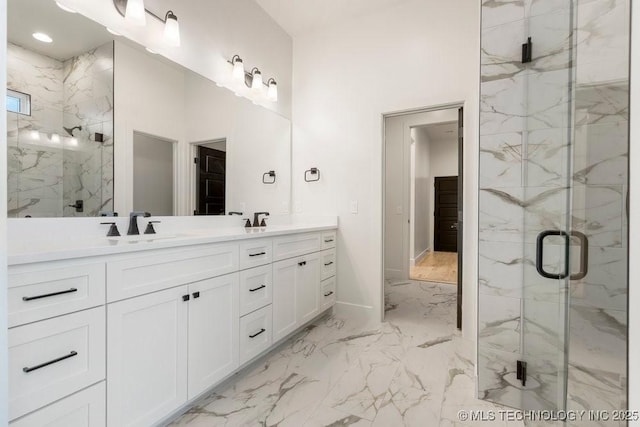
xmin=228 ymin=55 xmax=279 ymax=102
xmin=32 ymin=32 xmax=53 ymax=43
xmin=267 ymin=79 xmax=278 ymax=102
xmin=113 ymin=0 xmax=181 ymax=47
xmin=51 ymin=133 xmax=61 ymax=144
xmin=29 ymin=130 xmax=41 ymax=141
xmin=55 ymin=1 xmax=76 ymax=13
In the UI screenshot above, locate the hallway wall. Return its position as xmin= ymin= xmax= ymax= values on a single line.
xmin=412 ymin=127 xmax=431 ymax=262
xmin=292 ymin=0 xmax=480 ymax=338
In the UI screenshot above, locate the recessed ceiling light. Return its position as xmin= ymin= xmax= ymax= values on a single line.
xmin=55 ymin=1 xmax=76 ymax=13
xmin=106 ymin=27 xmax=121 ymax=36
xmin=32 ymin=32 xmax=53 ymax=43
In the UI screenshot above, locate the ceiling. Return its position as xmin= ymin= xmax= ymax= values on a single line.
xmin=8 ymin=0 xmax=112 ymax=61
xmin=254 ymin=0 xmax=411 ymax=36
xmin=418 ymin=121 xmax=458 ymax=142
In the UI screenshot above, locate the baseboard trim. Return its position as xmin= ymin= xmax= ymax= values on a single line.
xmin=414 ymin=247 xmax=430 ymax=264
xmin=385 ymin=268 xmax=403 ymax=281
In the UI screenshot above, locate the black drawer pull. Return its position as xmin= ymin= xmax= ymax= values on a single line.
xmin=249 ymin=285 xmax=266 ymax=292
xmin=182 ymin=294 xmax=190 ymax=302
xmin=249 ymin=252 xmax=266 ymax=257
xmin=298 ymin=261 xmax=307 ymax=266
xmin=324 ymin=262 xmax=334 ymax=266
xmin=192 ymin=292 xmax=200 ymax=299
xmin=324 ymin=239 xmax=334 ymax=243
xmin=249 ymin=328 xmax=266 ymax=338
xmin=23 ymin=288 xmax=78 ymax=301
xmin=23 ymin=351 xmax=78 ymax=373
xmin=324 ymin=291 xmax=334 ymax=297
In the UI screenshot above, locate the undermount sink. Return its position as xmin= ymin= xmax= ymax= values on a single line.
xmin=108 ymin=234 xmax=182 ymax=243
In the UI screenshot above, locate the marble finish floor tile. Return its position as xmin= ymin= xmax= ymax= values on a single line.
xmin=168 ymin=280 xmax=524 ymax=427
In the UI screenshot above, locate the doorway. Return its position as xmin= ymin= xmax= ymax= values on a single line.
xmin=383 ymin=105 xmax=464 ymax=329
xmin=192 ymin=139 xmax=227 ymax=216
xmin=132 ymin=132 xmax=176 ymax=216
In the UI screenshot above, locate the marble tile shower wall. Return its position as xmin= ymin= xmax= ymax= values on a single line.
xmin=478 ymin=0 xmax=629 ymax=422
xmin=6 ymin=42 xmax=113 ymax=217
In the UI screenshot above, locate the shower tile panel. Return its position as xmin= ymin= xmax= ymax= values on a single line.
xmin=479 ymin=132 xmax=523 ymax=188
xmin=574 ymin=83 xmax=629 ymax=126
xmin=571 ymin=185 xmax=624 ymax=248
xmin=481 ymin=19 xmax=527 ymax=82
xmin=525 ymin=127 xmax=570 ymax=188
xmin=478 ymin=241 xmax=525 ymax=299
xmin=478 ymin=294 xmax=522 ymax=353
xmin=479 ymin=187 xmax=524 ymax=243
xmin=481 ymin=0 xmax=526 ymax=29
xmin=522 ymin=299 xmax=565 ymax=363
xmin=570 ymin=246 xmax=627 ymax=311
xmin=573 ymin=122 xmax=628 ymax=186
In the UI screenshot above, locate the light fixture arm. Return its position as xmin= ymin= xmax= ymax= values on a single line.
xmin=113 ymin=0 xmax=171 ymax=24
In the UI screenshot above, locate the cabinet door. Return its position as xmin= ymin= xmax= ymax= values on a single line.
xmin=187 ymin=273 xmax=239 ymax=399
xmin=296 ymin=252 xmax=321 ymax=325
xmin=107 ymin=286 xmax=188 ymax=427
xmin=272 ymin=258 xmax=298 ymax=342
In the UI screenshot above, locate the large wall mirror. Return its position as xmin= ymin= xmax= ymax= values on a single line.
xmin=6 ymin=0 xmax=292 ymax=218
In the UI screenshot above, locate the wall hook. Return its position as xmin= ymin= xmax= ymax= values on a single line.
xmin=304 ymin=168 xmax=320 ymax=182
xmin=263 ymin=170 xmax=276 ymax=184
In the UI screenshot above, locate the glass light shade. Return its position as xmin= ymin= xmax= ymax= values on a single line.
xmin=251 ymin=70 xmax=263 ymax=93
xmin=125 ymin=0 xmax=146 ymax=26
xmin=30 ymin=130 xmax=40 ymax=140
xmin=268 ymin=80 xmax=278 ymax=102
xmin=232 ymin=58 xmax=244 ymax=82
xmin=51 ymin=133 xmax=61 ymax=143
xmin=164 ymin=13 xmax=180 ymax=47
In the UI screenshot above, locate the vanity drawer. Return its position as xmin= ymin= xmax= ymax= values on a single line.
xmin=272 ymin=233 xmax=321 ymax=261
xmin=321 ymin=231 xmax=337 ymax=250
xmin=106 ymin=243 xmax=239 ymax=302
xmin=320 ymin=277 xmax=337 ymax=312
xmin=239 ymin=239 xmax=273 ymax=270
xmin=8 ymin=263 xmax=105 ymax=328
xmin=10 ymin=381 xmax=106 ymax=427
xmin=9 ymin=306 xmax=106 ymax=421
xmin=239 ymin=265 xmax=273 ymax=316
xmin=320 ymin=249 xmax=336 ymax=281
xmin=239 ymin=305 xmax=273 ymax=364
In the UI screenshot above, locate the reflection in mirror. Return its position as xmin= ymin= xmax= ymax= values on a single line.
xmin=7 ymin=0 xmax=114 ymax=217
xmin=6 ymin=0 xmax=291 ymax=218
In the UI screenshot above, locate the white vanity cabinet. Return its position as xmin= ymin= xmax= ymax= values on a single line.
xmin=107 ymin=272 xmax=240 ymax=427
xmin=7 ymin=226 xmax=337 ymax=427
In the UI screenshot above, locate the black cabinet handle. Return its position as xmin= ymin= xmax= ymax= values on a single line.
xmin=324 ymin=291 xmax=334 ymax=297
xmin=324 ymin=239 xmax=334 ymax=243
xmin=23 ymin=288 xmax=78 ymax=301
xmin=324 ymin=262 xmax=334 ymax=266
xmin=249 ymin=328 xmax=266 ymax=338
xmin=192 ymin=292 xmax=200 ymax=299
xmin=249 ymin=252 xmax=266 ymax=257
xmin=23 ymin=351 xmax=78 ymax=373
xmin=249 ymin=285 xmax=266 ymax=292
xmin=182 ymin=294 xmax=190 ymax=302
xmin=298 ymin=261 xmax=307 ymax=266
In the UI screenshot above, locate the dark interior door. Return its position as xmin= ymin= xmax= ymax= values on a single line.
xmin=434 ymin=176 xmax=458 ymax=252
xmin=196 ymin=146 xmax=225 ymax=215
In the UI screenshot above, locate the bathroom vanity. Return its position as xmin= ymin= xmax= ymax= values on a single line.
xmin=7 ymin=221 xmax=337 ymax=426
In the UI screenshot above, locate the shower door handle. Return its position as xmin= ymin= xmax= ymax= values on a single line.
xmin=569 ymin=231 xmax=588 ymax=280
xmin=536 ymin=230 xmax=569 ymax=279
xmin=536 ymin=230 xmax=589 ymax=280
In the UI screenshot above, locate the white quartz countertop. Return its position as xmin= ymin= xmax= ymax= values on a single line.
xmin=9 ymin=223 xmax=337 ymax=266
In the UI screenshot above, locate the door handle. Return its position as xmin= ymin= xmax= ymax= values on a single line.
xmin=450 ymin=223 xmax=458 ymax=230
xmin=536 ymin=230 xmax=589 ymax=280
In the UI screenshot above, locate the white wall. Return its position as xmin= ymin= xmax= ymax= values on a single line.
xmin=0 ymin=0 xmax=8 ymax=422
xmin=413 ymin=127 xmax=431 ymax=261
xmin=59 ymin=0 xmax=293 ymax=118
xmin=292 ymin=0 xmax=480 ymax=337
xmin=629 ymin=2 xmax=639 ymax=423
xmin=133 ymin=133 xmax=175 ymax=216
xmin=428 ymin=135 xmax=458 ymax=250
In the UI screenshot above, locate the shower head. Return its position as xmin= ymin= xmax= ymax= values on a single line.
xmin=63 ymin=125 xmax=82 ymax=136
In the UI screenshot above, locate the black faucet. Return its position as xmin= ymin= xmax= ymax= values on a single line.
xmin=128 ymin=211 xmax=151 ymax=235
xmin=253 ymin=212 xmax=270 ymax=227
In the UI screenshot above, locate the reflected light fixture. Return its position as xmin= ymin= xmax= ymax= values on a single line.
xmin=267 ymin=79 xmax=278 ymax=102
xmin=30 ymin=130 xmax=41 ymax=141
xmin=32 ymin=32 xmax=53 ymax=43
xmin=251 ymin=68 xmax=263 ymax=93
xmin=51 ymin=133 xmax=61 ymax=144
xmin=106 ymin=27 xmax=121 ymax=36
xmin=163 ymin=11 xmax=180 ymax=47
xmin=125 ymin=0 xmax=146 ymax=26
xmin=55 ymin=1 xmax=76 ymax=13
xmin=232 ymin=56 xmax=245 ymax=82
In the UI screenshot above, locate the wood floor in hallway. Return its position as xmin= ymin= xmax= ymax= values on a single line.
xmin=410 ymin=251 xmax=457 ymax=284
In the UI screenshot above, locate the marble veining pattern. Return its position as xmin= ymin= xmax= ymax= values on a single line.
xmin=168 ymin=280 xmax=524 ymax=426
